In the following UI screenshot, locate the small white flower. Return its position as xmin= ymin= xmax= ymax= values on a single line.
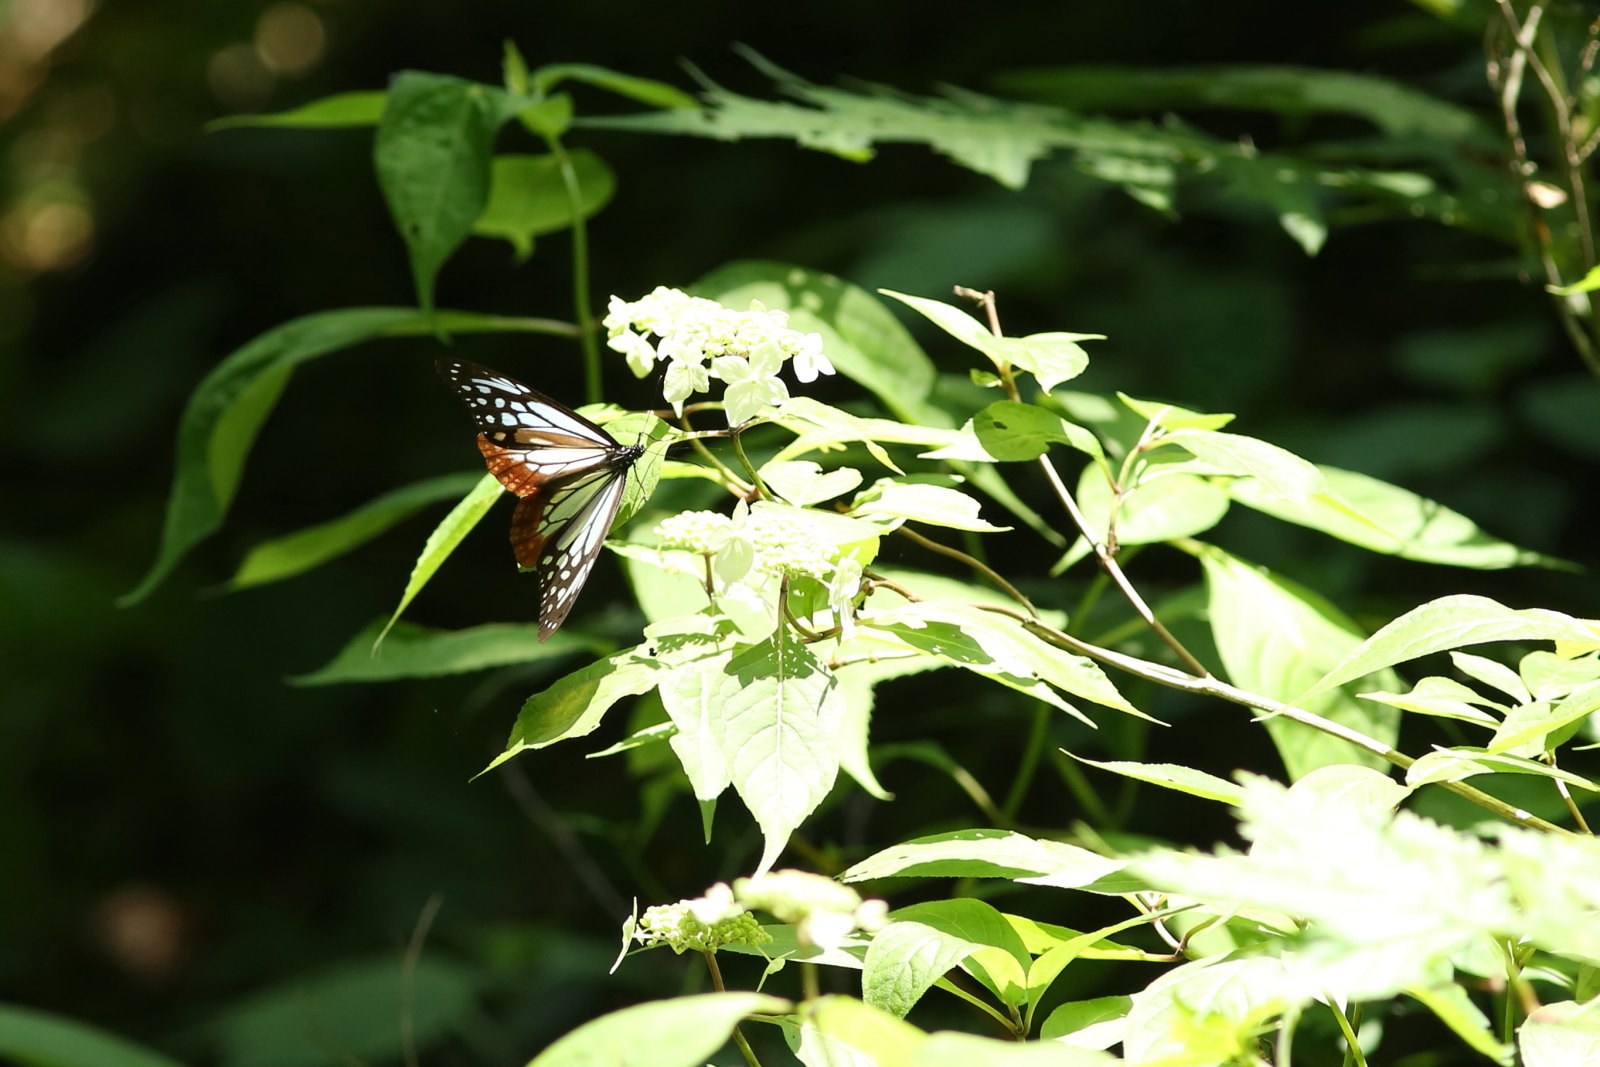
xmin=716 ymin=341 xmax=790 ymax=425
xmin=687 ymin=883 xmax=743 ymax=925
xmin=609 ymin=329 xmax=658 ymax=378
xmin=791 ymin=332 xmax=834 ymax=383
xmin=662 ymin=357 xmax=710 ymax=413
xmin=825 ymin=557 xmax=863 ymax=637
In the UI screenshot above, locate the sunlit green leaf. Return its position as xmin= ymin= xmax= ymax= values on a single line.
xmin=488 ymin=647 xmax=664 ymax=771
xmin=376 ymin=72 xmax=522 ymax=312
xmin=472 ymin=149 xmax=616 ymax=260
xmin=851 ymin=480 xmax=1011 ymax=533
xmin=0 ymin=1004 xmax=187 ymax=1067
xmin=529 ymin=993 xmax=788 ymax=1067
xmin=973 ymin=400 xmax=1105 ymax=464
xmin=1068 ymin=754 xmax=1244 ymax=805
xmin=375 ymin=473 xmax=502 ymax=647
xmin=840 ymin=828 xmax=1125 ymax=887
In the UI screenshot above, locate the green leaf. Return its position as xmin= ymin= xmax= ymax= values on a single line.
xmin=1451 ymin=651 xmax=1531 ymax=704
xmin=1548 ymin=265 xmax=1600 ymax=296
xmin=713 ymin=633 xmax=844 ymax=874
xmin=228 ymin=472 xmax=481 ymax=590
xmin=122 ymin=306 xmax=564 ymax=605
xmin=1214 ymin=153 xmax=1326 ymax=253
xmin=291 ymin=619 xmax=585 ymax=685
xmin=1521 ymin=650 xmax=1600 ymax=702
xmin=1406 ymin=748 xmax=1600 ymax=792
xmin=851 ymin=480 xmax=1011 ymax=532
xmin=529 ymin=992 xmax=788 ymax=1067
xmin=973 ymin=400 xmax=1105 ymax=463
xmin=1229 ymin=464 xmax=1559 ymax=569
xmin=1200 ymin=545 xmax=1399 ymax=776
xmin=1068 ymin=754 xmax=1245 ymax=805
xmin=376 ymin=473 xmax=502 ymax=647
xmin=501 ymin=40 xmax=530 ymax=95
xmin=759 ymin=459 xmax=864 ymax=507
xmin=1164 ymin=427 xmax=1324 ymax=505
xmin=1520 ymin=1000 xmax=1600 ymax=1067
xmin=1039 ymin=996 xmax=1132 ymax=1048
xmin=472 ymin=149 xmax=616 ymax=260
xmin=375 ymin=72 xmax=521 ymax=312
xmin=212 ymin=955 xmax=475 ymax=1067
xmin=530 ymin=63 xmax=699 ymax=110
xmin=1118 ymin=393 xmax=1235 ymax=431
xmin=893 ymin=899 xmax=1033 ymax=1008
xmin=0 ymin=1003 xmax=187 ymax=1067
xmin=1358 ymin=676 xmax=1501 ymax=726
xmin=1303 ymin=595 xmax=1600 ymax=699
xmin=1492 ymin=682 xmax=1600 ymax=754
xmin=208 ymin=90 xmax=387 ymax=131
xmin=839 ymin=828 xmax=1125 ymax=888
xmin=862 ymin=921 xmax=988 ymax=1020
xmin=488 ymin=647 xmax=663 ymax=771
xmin=1073 ymin=464 xmax=1229 ymax=549
xmin=659 ymin=648 xmax=737 ymax=801
xmin=991 ymin=332 xmax=1095 ymax=391
xmin=782 ymin=996 xmax=928 ymax=1066
xmin=1406 ymin=983 xmax=1512 ymax=1064
xmin=833 ymin=654 xmax=934 ymax=801
xmin=1122 ymin=957 xmax=1291 ymax=1065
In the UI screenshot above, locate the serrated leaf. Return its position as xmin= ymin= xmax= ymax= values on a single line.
xmin=783 ymin=995 xmax=927 ymax=1067
xmin=529 ymin=992 xmax=788 ymax=1067
xmin=879 ymin=899 xmax=1032 ymax=1011
xmin=209 ymin=90 xmax=386 ymax=130
xmin=1521 ymin=650 xmax=1600 ymax=702
xmin=1491 ymin=682 xmax=1600 ymax=754
xmin=375 ymin=473 xmax=502 ymax=647
xmin=1123 ymin=957 xmax=1291 ymax=1065
xmin=660 ymin=648 xmax=736 ymax=801
xmin=228 ymin=472 xmax=482 ymax=590
xmin=293 ymin=619 xmax=584 ymax=685
xmin=1303 ymin=595 xmax=1600 ymax=699
xmin=122 ymin=306 xmax=565 ymax=605
xmin=714 ymin=634 xmax=843 ymax=873
xmin=840 ymin=828 xmax=1125 ymax=887
xmin=1039 ymin=995 xmax=1132 ymax=1049
xmin=1521 ymin=1000 xmax=1600 ymax=1066
xmin=472 ymin=149 xmax=615 ymax=260
xmin=862 ymin=921 xmax=988 ymax=1020
xmin=376 ymin=73 xmax=522 ymax=312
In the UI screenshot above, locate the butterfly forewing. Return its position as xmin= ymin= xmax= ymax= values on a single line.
xmin=437 ymin=359 xmax=643 ymax=640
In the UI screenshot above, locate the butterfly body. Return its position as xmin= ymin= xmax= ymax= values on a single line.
xmin=437 ymin=359 xmax=643 ymax=640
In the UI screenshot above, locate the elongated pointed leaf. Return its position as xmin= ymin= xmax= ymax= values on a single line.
xmin=0 ymin=1004 xmax=186 ymax=1067
xmin=714 ymin=633 xmax=843 ymax=874
xmin=122 ymin=306 xmax=566 ymax=605
xmin=1200 ymin=545 xmax=1399 ymax=776
xmin=488 ymin=647 xmax=663 ymax=771
xmin=229 ymin=472 xmax=482 ymax=590
xmin=472 ymin=149 xmax=616 ymax=260
xmin=1068 ymin=754 xmax=1244 ymax=805
xmin=376 ymin=73 xmax=522 ymax=312
xmin=1303 ymin=595 xmax=1600 ymax=699
xmin=376 ymin=473 xmax=503 ymax=648
xmin=840 ymin=828 xmax=1125 ymax=887
xmin=529 ymin=992 xmax=788 ymax=1067
xmin=209 ymin=90 xmax=387 ymax=130
xmin=292 ymin=619 xmax=585 ymax=685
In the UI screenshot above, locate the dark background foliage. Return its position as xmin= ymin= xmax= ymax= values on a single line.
xmin=4 ymin=0 xmax=1595 ymax=1062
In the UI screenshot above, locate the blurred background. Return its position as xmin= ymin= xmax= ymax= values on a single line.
xmin=3 ymin=0 xmax=1596 ymax=1062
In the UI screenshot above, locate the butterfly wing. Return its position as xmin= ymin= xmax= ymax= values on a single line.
xmin=437 ymin=359 xmax=640 ymax=639
xmin=510 ymin=465 xmax=632 ymax=639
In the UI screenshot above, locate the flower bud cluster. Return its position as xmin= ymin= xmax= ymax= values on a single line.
xmin=734 ymin=869 xmax=888 ymax=951
xmin=633 ymin=895 xmax=772 ymax=955
xmin=603 ymin=286 xmax=834 ymax=423
xmin=632 ymin=871 xmax=886 ymax=957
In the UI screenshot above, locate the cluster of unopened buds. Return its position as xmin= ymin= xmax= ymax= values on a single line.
xmin=603 ymin=286 xmax=835 ymax=423
xmin=631 ymin=870 xmax=887 ymax=955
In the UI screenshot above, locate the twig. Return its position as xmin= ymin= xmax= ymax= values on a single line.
xmin=895 ymin=525 xmax=1039 ymax=617
xmin=401 ymin=893 xmax=444 ymax=1067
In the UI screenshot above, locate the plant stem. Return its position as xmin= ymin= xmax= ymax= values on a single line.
xmin=973 ymin=602 xmax=1575 ymax=835
xmin=703 ymin=951 xmax=763 ymax=1067
xmin=544 ymin=133 xmax=603 ymax=403
xmin=730 ymin=427 xmax=770 ymax=498
xmin=895 ymin=525 xmax=1039 ymax=616
xmin=1329 ymin=1000 xmax=1368 ymax=1067
xmin=1001 ymin=704 xmax=1051 ymax=822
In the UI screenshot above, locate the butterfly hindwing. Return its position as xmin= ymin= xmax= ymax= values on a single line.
xmin=438 ymin=359 xmax=643 ymax=640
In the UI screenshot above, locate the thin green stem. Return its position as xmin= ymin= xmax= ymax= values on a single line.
xmin=1329 ymin=1000 xmax=1368 ymax=1067
xmin=1047 ymin=748 xmax=1115 ymax=827
xmin=800 ymin=961 xmax=821 ymax=1003
xmin=730 ymin=427 xmax=770 ymax=498
xmin=1001 ymin=704 xmax=1051 ymax=822
xmin=895 ymin=525 xmax=1039 ymax=616
xmin=703 ymin=951 xmax=762 ymax=1067
xmin=543 ymin=133 xmax=603 ymax=403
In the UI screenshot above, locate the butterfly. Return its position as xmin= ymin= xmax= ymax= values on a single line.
xmin=437 ymin=359 xmax=645 ymax=641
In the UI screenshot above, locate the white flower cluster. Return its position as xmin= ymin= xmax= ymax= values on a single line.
xmin=653 ymin=504 xmax=864 ymax=630
xmin=603 ymin=286 xmax=835 ymax=424
xmin=630 ymin=871 xmax=884 ymax=955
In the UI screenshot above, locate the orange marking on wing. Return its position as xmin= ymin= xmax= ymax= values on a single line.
xmin=509 ymin=495 xmax=549 ymax=569
xmin=477 ymin=435 xmax=547 ymax=497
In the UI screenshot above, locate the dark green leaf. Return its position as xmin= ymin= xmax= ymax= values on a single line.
xmin=375 ymin=72 xmax=521 ymax=312
xmin=208 ymin=91 xmax=387 ymax=131
xmin=122 ymin=307 xmax=568 ymax=605
xmin=0 ymin=1004 xmax=186 ymax=1067
xmin=473 ymin=150 xmax=615 ymax=260
xmin=292 ymin=619 xmax=586 ymax=685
